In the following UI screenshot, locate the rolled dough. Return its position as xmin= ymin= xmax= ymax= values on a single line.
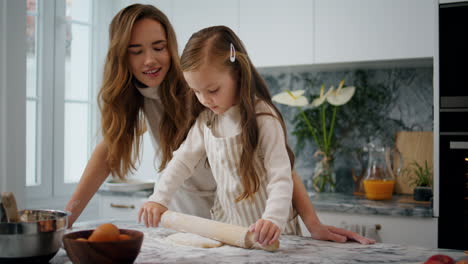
xmin=165 ymin=232 xmax=224 ymax=248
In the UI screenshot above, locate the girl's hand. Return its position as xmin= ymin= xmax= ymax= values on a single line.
xmin=308 ymin=223 xmax=376 ymax=245
xmin=249 ymin=219 xmax=281 ymax=246
xmin=138 ymin=201 xmax=168 ymax=228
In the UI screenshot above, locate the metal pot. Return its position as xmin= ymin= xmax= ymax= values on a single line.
xmin=0 ymin=209 xmax=69 ymax=262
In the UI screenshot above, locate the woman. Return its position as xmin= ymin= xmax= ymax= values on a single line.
xmin=65 ymin=4 xmax=374 ymax=245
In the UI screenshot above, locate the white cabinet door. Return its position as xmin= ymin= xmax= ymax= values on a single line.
xmin=315 ymin=0 xmax=435 ymax=64
xmin=173 ymin=0 xmax=239 ymax=54
xmin=239 ymin=0 xmax=314 ymax=67
xmin=299 ymin=211 xmax=437 ymax=248
xmin=99 ymin=195 xmax=147 ymax=221
xmin=116 ymin=0 xmax=174 ymax=19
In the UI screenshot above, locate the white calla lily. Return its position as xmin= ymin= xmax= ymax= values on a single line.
xmin=311 ymin=85 xmax=334 ymax=108
xmin=272 ymin=90 xmax=309 ymax=107
xmin=273 ymin=79 xmax=355 ymax=192
xmin=326 ymin=80 xmax=356 ymax=106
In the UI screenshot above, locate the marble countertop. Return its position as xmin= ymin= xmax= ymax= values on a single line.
xmin=51 ymin=220 xmax=464 ymax=264
xmin=98 ymin=189 xmax=433 ymax=218
xmin=309 ymin=192 xmax=433 ymax=217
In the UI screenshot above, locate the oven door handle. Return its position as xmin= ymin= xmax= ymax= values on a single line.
xmin=449 ymin=141 xmax=468 ymax=149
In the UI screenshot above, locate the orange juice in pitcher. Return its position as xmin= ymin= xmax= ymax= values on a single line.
xmin=362 ymin=143 xmax=401 ymax=200
xmin=363 ymin=178 xmax=395 ymax=200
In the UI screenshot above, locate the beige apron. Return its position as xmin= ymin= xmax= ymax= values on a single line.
xmin=142 ymin=95 xmax=216 ymax=219
xmin=204 ymin=116 xmax=300 ymax=235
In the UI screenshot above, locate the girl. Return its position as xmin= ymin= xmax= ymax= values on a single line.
xmin=66 ymin=3 xmax=374 ymax=246
xmin=139 ymin=26 xmax=297 ymax=246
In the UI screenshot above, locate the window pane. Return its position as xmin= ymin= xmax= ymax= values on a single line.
xmin=26 ymin=15 xmax=37 ymax=98
xmin=27 ymin=0 xmax=37 ymax=13
xmin=26 ymin=1 xmax=38 ymax=188
xmin=26 ymin=100 xmax=38 ymax=186
xmin=66 ymin=0 xmax=91 ymax=23
xmin=65 ymin=24 xmax=90 ymax=101
xmin=64 ymin=103 xmax=89 ymax=183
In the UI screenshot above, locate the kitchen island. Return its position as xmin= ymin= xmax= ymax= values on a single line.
xmin=50 ymin=220 xmax=465 ymax=264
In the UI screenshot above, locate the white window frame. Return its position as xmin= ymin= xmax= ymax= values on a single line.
xmin=26 ymin=0 xmax=53 ymax=200
xmin=26 ymin=0 xmax=104 ymax=207
xmin=53 ymin=0 xmax=97 ymax=197
xmin=0 ymin=0 xmax=117 ymax=212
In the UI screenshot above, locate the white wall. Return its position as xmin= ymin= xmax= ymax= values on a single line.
xmin=0 ymin=0 xmax=27 ymax=206
xmin=0 ymin=0 xmax=6 ymax=196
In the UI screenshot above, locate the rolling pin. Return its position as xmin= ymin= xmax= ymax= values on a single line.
xmin=160 ymin=210 xmax=279 ymax=252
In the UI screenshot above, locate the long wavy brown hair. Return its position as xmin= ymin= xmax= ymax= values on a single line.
xmin=99 ymin=4 xmax=188 ymax=179
xmin=180 ymin=26 xmax=295 ymax=201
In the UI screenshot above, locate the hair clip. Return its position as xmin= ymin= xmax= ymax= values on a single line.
xmin=230 ymin=43 xmax=236 ymax=62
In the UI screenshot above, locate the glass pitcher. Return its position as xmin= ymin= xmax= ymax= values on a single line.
xmin=363 ymin=143 xmax=402 ymax=200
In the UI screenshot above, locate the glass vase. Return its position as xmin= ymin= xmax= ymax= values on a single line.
xmin=312 ymin=153 xmax=336 ymax=192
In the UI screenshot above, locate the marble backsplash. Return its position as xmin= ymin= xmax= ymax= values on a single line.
xmin=259 ymin=65 xmax=433 ymax=193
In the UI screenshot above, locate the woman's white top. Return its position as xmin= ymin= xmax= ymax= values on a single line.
xmin=137 ymin=86 xmax=216 ymax=219
xmin=148 ymin=101 xmax=299 ymax=234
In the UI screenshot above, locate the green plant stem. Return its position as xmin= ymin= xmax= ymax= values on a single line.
xmin=327 ymin=106 xmax=337 ymax=153
xmin=320 ymin=174 xmax=325 ymax=191
xmin=299 ymin=108 xmax=322 ymax=150
xmin=321 ymin=104 xmax=328 ymax=153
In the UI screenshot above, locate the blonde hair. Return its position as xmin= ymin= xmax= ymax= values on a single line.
xmin=99 ymin=4 xmax=188 ymax=179
xmin=180 ymin=26 xmax=295 ymax=201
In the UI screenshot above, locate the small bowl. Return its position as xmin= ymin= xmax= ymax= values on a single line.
xmin=63 ymin=229 xmax=144 ymax=264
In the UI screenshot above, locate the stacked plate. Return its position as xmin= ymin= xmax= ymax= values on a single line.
xmin=102 ymin=178 xmax=155 ymax=192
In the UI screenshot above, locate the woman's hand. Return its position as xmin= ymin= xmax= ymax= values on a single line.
xmin=138 ymin=201 xmax=168 ymax=227
xmin=308 ymin=223 xmax=376 ymax=245
xmin=249 ymin=219 xmax=281 ymax=246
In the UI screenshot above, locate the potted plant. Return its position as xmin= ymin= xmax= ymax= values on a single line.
xmin=406 ymin=160 xmax=433 ymax=201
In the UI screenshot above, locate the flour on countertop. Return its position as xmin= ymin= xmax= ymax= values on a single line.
xmin=165 ymin=232 xmax=224 ymax=248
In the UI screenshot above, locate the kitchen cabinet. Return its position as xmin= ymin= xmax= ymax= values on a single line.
xmin=314 ymin=0 xmax=435 ymax=64
xmin=98 ymin=194 xmax=147 ymax=221
xmin=299 ymin=211 xmax=438 ymax=248
xmin=239 ymin=0 xmax=314 ymax=67
xmin=172 ymin=0 xmax=239 ymax=54
xmin=155 ymin=0 xmax=434 ymax=67
xmin=117 ymin=0 xmax=173 ymax=19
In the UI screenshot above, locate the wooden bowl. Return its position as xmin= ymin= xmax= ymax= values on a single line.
xmin=63 ymin=229 xmax=144 ymax=264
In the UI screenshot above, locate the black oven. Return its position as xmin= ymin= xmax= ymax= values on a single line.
xmin=438 ymin=2 xmax=468 ymax=250
xmin=438 ymin=111 xmax=468 ymax=250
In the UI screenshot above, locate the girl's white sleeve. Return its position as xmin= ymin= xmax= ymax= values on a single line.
xmin=147 ymin=113 xmax=207 ymax=208
xmin=258 ymin=113 xmax=294 ymax=232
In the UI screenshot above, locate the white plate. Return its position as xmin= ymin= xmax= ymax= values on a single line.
xmin=103 ymin=178 xmax=155 ymax=192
